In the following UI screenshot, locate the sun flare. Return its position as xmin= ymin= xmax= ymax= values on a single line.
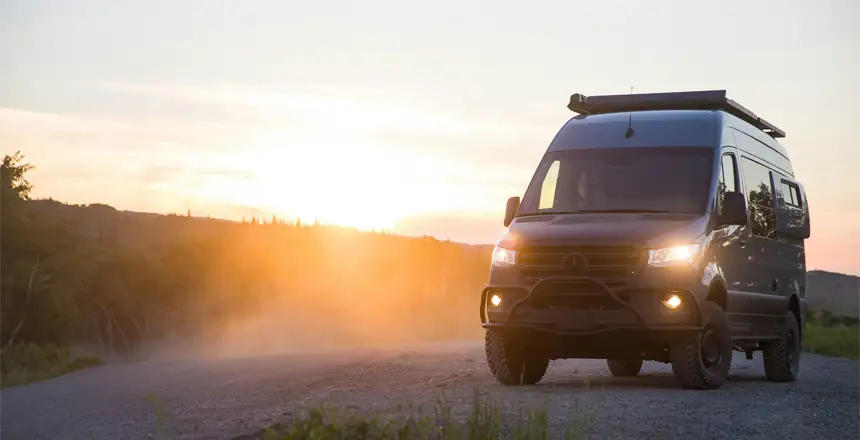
xmin=186 ymin=128 xmax=416 ymax=231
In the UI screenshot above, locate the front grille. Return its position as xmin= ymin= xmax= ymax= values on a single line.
xmin=518 ymin=245 xmax=645 ymax=286
xmin=530 ymin=279 xmax=630 ymax=309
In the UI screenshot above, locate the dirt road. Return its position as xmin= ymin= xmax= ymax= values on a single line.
xmin=1 ymin=341 xmax=858 ymax=440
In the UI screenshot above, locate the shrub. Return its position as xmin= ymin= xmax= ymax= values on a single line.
xmin=0 ymin=342 xmax=103 ymax=387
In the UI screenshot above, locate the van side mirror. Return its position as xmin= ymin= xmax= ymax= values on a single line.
xmin=717 ymin=191 xmax=748 ymax=226
xmin=504 ymin=196 xmax=520 ymax=227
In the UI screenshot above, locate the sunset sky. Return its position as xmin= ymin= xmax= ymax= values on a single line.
xmin=1 ymin=0 xmax=858 ymax=274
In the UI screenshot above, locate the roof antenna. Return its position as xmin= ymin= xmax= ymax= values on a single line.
xmin=624 ymin=84 xmax=636 ymax=138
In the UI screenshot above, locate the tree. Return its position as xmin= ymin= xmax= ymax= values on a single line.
xmin=1 ymin=150 xmax=35 ymax=201
xmin=2 ymin=152 xmax=85 ymax=349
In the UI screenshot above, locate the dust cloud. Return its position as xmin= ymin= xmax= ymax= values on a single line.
xmin=137 ymin=290 xmax=485 ymax=362
xmin=58 ymin=223 xmax=493 ymax=363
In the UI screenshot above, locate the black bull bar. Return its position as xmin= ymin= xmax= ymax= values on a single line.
xmin=480 ymin=276 xmax=703 ymax=336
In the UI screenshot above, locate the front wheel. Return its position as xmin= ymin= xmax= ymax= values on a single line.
xmin=761 ymin=311 xmax=801 ymax=382
xmin=670 ymin=301 xmax=733 ymax=390
xmin=485 ymin=329 xmax=549 ymax=385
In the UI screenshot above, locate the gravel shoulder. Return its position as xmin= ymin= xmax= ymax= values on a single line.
xmin=1 ymin=340 xmax=858 ymax=440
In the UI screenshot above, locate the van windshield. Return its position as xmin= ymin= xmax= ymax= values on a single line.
xmin=518 ymin=147 xmax=715 ymax=216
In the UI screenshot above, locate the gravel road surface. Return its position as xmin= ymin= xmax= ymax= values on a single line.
xmin=2 ymin=341 xmax=858 ymax=440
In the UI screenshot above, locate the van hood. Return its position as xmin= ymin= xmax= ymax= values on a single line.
xmin=502 ymin=213 xmax=708 ymax=249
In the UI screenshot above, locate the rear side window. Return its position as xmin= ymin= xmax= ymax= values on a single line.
xmin=781 ymin=181 xmax=802 ymax=208
xmin=741 ymin=157 xmax=777 ymax=239
xmin=717 ymin=153 xmax=738 ymax=214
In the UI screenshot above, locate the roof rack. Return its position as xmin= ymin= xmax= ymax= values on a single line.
xmin=567 ymin=90 xmax=785 ymax=138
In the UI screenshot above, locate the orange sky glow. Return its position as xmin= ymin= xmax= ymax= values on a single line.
xmin=1 ymin=0 xmax=857 ymax=275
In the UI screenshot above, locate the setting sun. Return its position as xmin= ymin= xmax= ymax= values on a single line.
xmin=179 ymin=123 xmax=415 ymax=231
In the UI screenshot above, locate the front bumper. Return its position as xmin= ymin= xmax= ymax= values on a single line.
xmin=480 ymin=275 xmax=704 ymax=337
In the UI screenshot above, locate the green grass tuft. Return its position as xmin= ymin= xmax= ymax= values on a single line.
xmin=234 ymin=391 xmax=593 ymax=440
xmin=0 ymin=342 xmax=103 ymax=388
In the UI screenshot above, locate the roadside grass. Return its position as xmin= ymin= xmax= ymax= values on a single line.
xmin=0 ymin=342 xmax=103 ymax=388
xmin=802 ymin=322 xmax=859 ymax=360
xmin=231 ymin=391 xmax=596 ymax=440
xmin=802 ymin=310 xmax=860 ymax=360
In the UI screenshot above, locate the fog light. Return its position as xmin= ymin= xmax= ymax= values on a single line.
xmin=662 ymin=294 xmax=682 ymax=310
xmin=490 ymin=294 xmax=502 ymax=307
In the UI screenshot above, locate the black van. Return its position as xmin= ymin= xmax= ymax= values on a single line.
xmin=480 ymin=90 xmax=811 ymax=390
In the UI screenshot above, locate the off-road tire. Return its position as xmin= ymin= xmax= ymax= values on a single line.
xmin=762 ymin=311 xmax=801 ymax=382
xmin=670 ymin=301 xmax=733 ymax=390
xmin=485 ymin=329 xmax=549 ymax=385
xmin=607 ymin=358 xmax=643 ymax=377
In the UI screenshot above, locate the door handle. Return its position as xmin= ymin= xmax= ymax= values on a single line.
xmin=772 ymin=279 xmax=779 ymax=292
xmin=738 ymin=239 xmax=747 ymax=248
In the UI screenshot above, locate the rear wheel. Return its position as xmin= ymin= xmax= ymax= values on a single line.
xmin=485 ymin=329 xmax=549 ymax=385
xmin=762 ymin=311 xmax=801 ymax=382
xmin=607 ymin=358 xmax=643 ymax=377
xmin=670 ymin=301 xmax=733 ymax=390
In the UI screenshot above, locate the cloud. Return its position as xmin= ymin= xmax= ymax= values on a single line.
xmin=0 ymin=104 xmax=262 ymax=156
xmin=137 ymin=163 xmax=257 ymax=184
xmin=0 ymin=107 xmax=131 ymax=137
xmin=84 ymin=81 xmax=559 ymax=143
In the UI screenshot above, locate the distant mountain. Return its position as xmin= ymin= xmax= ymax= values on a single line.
xmin=807 ymin=270 xmax=860 ymax=317
xmin=27 ymin=198 xmax=237 ymax=251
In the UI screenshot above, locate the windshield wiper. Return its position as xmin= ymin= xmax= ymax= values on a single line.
xmin=517 ymin=209 xmax=675 ymax=217
xmin=517 ymin=211 xmax=581 ymax=217
xmin=575 ymin=209 xmax=674 ymax=214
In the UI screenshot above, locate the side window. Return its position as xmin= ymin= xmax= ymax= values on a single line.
xmin=780 ymin=181 xmax=802 ymax=208
xmin=717 ymin=153 xmax=738 ymax=214
xmin=741 ymin=157 xmax=777 ymax=239
xmin=538 ymin=160 xmax=560 ymax=210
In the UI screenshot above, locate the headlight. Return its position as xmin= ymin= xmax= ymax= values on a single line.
xmin=662 ymin=294 xmax=682 ymax=309
xmin=491 ymin=246 xmax=517 ymax=267
xmin=648 ymin=244 xmax=700 ymax=267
